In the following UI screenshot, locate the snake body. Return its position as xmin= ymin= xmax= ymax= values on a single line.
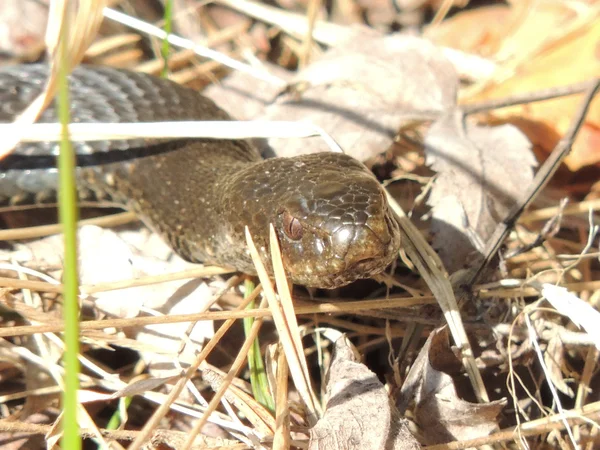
xmin=0 ymin=64 xmax=401 ymax=288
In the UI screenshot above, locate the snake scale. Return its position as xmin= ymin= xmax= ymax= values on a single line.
xmin=0 ymin=64 xmax=401 ymax=288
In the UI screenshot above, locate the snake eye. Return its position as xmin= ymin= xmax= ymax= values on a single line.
xmin=282 ymin=210 xmax=303 ymax=240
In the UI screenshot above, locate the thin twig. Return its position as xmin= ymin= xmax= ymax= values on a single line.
xmin=467 ymin=78 xmax=600 ymax=286
xmin=462 ymin=79 xmax=596 ymax=114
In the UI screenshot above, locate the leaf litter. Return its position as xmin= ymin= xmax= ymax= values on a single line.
xmin=309 ymin=336 xmax=420 ymax=450
xmin=0 ymin=0 xmax=599 ymax=449
xmin=399 ymin=327 xmax=506 ymax=445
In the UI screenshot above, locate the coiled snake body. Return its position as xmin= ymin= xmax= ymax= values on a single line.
xmin=0 ymin=65 xmax=401 ymax=288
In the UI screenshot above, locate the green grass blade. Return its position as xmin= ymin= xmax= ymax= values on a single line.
xmin=160 ymin=0 xmax=173 ymax=78
xmin=57 ymin=25 xmax=82 ymax=450
xmin=243 ymin=279 xmax=275 ymax=411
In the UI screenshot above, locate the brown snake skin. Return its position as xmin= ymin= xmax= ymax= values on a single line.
xmin=0 ymin=64 xmax=401 ymax=288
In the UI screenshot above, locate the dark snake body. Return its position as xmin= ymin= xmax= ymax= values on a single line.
xmin=0 ymin=64 xmax=401 ymax=288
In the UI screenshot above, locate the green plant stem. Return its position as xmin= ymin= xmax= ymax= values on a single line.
xmin=160 ymin=0 xmax=173 ymax=78
xmin=243 ymin=279 xmax=275 ymax=411
xmin=57 ymin=24 xmax=82 ymax=450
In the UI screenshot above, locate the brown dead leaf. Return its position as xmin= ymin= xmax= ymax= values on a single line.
xmin=263 ymin=33 xmax=456 ymax=163
xmin=309 ymin=336 xmax=420 ymax=450
xmin=203 ymin=63 xmax=293 ymax=121
xmin=431 ymin=2 xmax=600 ymax=171
xmin=425 ymin=112 xmax=536 ymax=273
xmin=207 ymin=32 xmax=456 ymax=163
xmin=399 ymin=328 xmax=506 ymax=445
xmin=544 ymin=334 xmax=574 ymax=397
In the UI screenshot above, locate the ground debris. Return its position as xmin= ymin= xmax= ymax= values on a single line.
xmin=309 ymin=336 xmax=420 ymax=450
xmin=399 ymin=328 xmax=506 ymax=445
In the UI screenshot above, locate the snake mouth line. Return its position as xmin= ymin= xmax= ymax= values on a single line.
xmin=348 ymin=257 xmax=376 ymax=271
xmin=345 ymin=256 xmax=389 ymax=276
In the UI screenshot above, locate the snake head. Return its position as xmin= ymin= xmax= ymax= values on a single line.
xmin=228 ymin=153 xmax=401 ymax=289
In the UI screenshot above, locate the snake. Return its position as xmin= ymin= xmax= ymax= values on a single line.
xmin=0 ymin=64 xmax=401 ymax=289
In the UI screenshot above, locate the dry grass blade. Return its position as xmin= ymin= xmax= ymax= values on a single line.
xmin=386 ymin=191 xmax=490 ymax=403
xmin=575 ymin=346 xmax=600 ymax=423
xmin=126 ymin=287 xmax=261 ymax=450
xmin=200 ymin=365 xmax=276 ymax=436
xmin=180 ymin=303 xmax=268 ymax=449
xmin=134 ymin=20 xmax=250 ymax=75
xmin=1 ymin=121 xmax=343 ymax=153
xmin=218 ymin=0 xmax=353 ymax=46
xmin=423 ymin=400 xmax=600 ymax=450
xmin=0 ymin=418 xmax=244 ymax=448
xmin=524 ymin=313 xmax=578 ymax=448
xmin=0 ymin=211 xmax=137 ymax=241
xmin=0 ymin=295 xmax=434 ymax=338
xmin=269 ymin=225 xmax=322 ymax=419
xmin=85 ymin=33 xmax=142 ymax=58
xmin=520 ymin=198 xmax=600 ymax=224
xmin=0 ymin=266 xmax=234 ymax=296
xmin=273 ymin=345 xmax=291 ymax=449
xmin=299 ymin=0 xmax=321 ymax=68
xmin=245 ymin=225 xmax=321 ymax=425
xmin=47 ymin=1 xmax=105 ymax=66
xmin=103 ymin=7 xmax=285 ymax=86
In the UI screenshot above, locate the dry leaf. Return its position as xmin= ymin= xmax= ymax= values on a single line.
xmin=0 ymin=0 xmax=47 ymax=59
xmin=400 ymin=328 xmax=505 ymax=445
xmin=206 ymin=33 xmax=457 ymax=163
xmin=431 ymin=2 xmax=600 ymax=171
xmin=425 ymin=5 xmax=513 ymax=58
xmin=544 ymin=335 xmax=573 ymax=397
xmin=476 ymin=18 xmax=600 ymax=171
xmin=77 ymin=226 xmax=217 ymax=371
xmin=262 ymin=34 xmax=456 ymax=163
xmin=1 ymin=224 xmax=216 ymax=371
xmin=204 ymin=63 xmax=293 ymax=121
xmin=309 ymin=336 xmax=420 ymax=450
xmin=425 ymin=112 xmax=536 ymax=273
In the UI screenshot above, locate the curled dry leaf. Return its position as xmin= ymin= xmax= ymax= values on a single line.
xmin=262 ymin=34 xmax=456 ymax=163
xmin=207 ymin=33 xmax=456 ymax=163
xmin=544 ymin=334 xmax=573 ymax=397
xmin=309 ymin=336 xmax=420 ymax=450
xmin=425 ymin=112 xmax=536 ymax=273
xmin=399 ymin=327 xmax=506 ymax=445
